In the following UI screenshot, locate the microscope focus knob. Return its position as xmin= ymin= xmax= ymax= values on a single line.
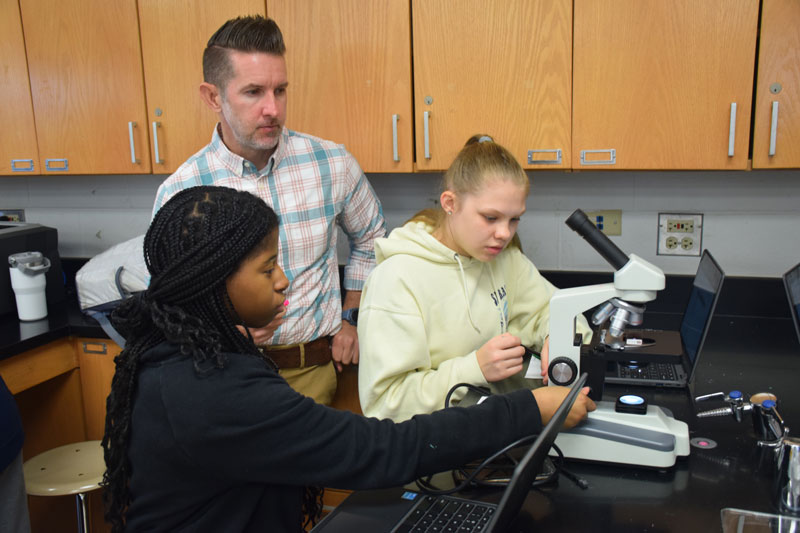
xmin=549 ymin=357 xmax=578 ymax=386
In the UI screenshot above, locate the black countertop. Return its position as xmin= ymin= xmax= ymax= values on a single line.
xmin=3 ymin=274 xmax=800 ymax=530
xmin=518 ymin=313 xmax=800 ymax=532
xmin=0 ymin=297 xmax=107 ymax=360
xmin=381 ymin=314 xmax=800 ymax=532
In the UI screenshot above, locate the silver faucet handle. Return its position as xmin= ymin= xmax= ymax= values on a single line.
xmin=764 ymin=401 xmax=787 ymax=439
xmin=758 ymin=426 xmax=791 ymax=450
xmin=695 ymin=391 xmax=726 ymax=402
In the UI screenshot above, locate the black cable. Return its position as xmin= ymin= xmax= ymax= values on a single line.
xmin=444 ymin=382 xmax=492 ymax=409
xmin=416 ymin=383 xmax=590 ymax=494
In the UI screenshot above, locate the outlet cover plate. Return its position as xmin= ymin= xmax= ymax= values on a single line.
xmin=585 ymin=209 xmax=622 ymax=236
xmin=658 ymin=213 xmax=703 ymax=256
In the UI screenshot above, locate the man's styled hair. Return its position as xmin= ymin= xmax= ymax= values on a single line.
xmin=203 ymin=15 xmax=286 ymax=91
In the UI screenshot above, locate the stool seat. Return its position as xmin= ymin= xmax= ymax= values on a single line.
xmin=23 ymin=440 xmax=104 ymax=496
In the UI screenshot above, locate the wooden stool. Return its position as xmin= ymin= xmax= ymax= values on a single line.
xmin=23 ymin=440 xmax=105 ymax=533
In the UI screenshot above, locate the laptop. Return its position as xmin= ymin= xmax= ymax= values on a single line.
xmin=311 ymin=374 xmax=589 ymax=533
xmin=783 ymin=261 xmax=800 ymax=346
xmin=603 ymin=249 xmax=725 ymax=387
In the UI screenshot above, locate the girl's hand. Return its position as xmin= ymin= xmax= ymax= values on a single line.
xmin=476 ymin=333 xmax=525 ymax=382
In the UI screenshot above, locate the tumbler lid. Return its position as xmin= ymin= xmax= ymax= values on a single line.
xmin=8 ymin=251 xmax=51 ymax=275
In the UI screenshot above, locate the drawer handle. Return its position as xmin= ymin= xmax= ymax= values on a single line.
xmin=392 ymin=114 xmax=399 ymax=162
xmin=45 ymin=158 xmax=69 ymax=171
xmin=580 ymin=149 xmax=616 ymax=166
xmin=728 ymin=102 xmax=737 ymax=157
xmin=11 ymin=159 xmax=35 ymax=172
xmin=528 ymin=149 xmax=562 ymax=165
xmin=423 ymin=111 xmax=431 ymax=160
xmin=152 ymin=121 xmax=164 ymax=164
xmin=82 ymin=341 xmax=107 ymax=354
xmin=769 ymin=101 xmax=779 ymax=157
xmin=128 ymin=121 xmax=140 ymax=164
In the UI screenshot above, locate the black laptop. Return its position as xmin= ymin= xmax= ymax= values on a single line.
xmin=311 ymin=374 xmax=589 ymax=533
xmin=783 ymin=261 xmax=800 ymax=346
xmin=603 ymin=249 xmax=725 ymax=388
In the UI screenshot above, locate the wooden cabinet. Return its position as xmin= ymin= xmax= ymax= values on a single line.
xmin=572 ymin=0 xmax=759 ymax=169
xmin=270 ymin=0 xmax=413 ymax=172
xmin=752 ymin=0 xmax=800 ymax=169
xmin=4 ymin=1 xmax=797 ymax=175
xmin=0 ymin=339 xmax=91 ymax=533
xmin=138 ymin=0 xmax=266 ymax=174
xmin=0 ymin=0 xmax=40 ymax=175
xmin=412 ymin=0 xmax=572 ymax=171
xmin=19 ymin=0 xmax=151 ymax=175
xmin=76 ymin=338 xmax=121 ymax=440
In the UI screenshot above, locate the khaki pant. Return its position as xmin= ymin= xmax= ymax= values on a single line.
xmin=279 ymin=361 xmax=337 ymax=406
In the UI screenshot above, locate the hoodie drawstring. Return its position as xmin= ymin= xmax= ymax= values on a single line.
xmin=453 ymin=253 xmax=482 ymax=334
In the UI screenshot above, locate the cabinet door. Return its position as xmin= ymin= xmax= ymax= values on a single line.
xmin=76 ymin=338 xmax=121 ymax=440
xmin=0 ymin=0 xmax=39 ymax=175
xmin=138 ymin=0 xmax=265 ymax=174
xmin=413 ymin=0 xmax=572 ymax=171
xmin=573 ymin=0 xmax=758 ymax=170
xmin=752 ymin=0 xmax=800 ymax=169
xmin=19 ymin=0 xmax=150 ymax=174
xmin=270 ymin=0 xmax=413 ymax=172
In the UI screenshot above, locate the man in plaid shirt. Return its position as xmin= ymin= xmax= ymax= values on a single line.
xmin=152 ymin=16 xmax=385 ymax=405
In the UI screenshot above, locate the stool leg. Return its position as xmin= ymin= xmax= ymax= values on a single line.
xmin=76 ymin=492 xmax=89 ymax=533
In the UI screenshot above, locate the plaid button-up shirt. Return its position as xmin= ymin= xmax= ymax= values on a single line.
xmin=153 ymin=126 xmax=386 ymax=345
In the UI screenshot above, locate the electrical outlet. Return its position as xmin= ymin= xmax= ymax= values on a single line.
xmin=585 ymin=209 xmax=622 ymax=236
xmin=0 ymin=209 xmax=25 ymax=222
xmin=658 ymin=213 xmax=703 ymax=256
xmin=667 ymin=219 xmax=694 ymax=232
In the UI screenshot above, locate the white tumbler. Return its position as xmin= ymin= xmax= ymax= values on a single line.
xmin=8 ymin=251 xmax=51 ymax=321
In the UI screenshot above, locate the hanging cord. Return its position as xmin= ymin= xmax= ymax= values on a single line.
xmin=414 ymin=383 xmax=589 ymax=494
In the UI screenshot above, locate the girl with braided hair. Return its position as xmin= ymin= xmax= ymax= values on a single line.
xmin=102 ymin=185 xmax=594 ymax=532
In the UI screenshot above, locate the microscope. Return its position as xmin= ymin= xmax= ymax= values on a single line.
xmin=531 ymin=209 xmax=690 ymax=468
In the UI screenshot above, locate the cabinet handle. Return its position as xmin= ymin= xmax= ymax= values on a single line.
xmin=11 ymin=159 xmax=35 ymax=172
xmin=769 ymin=101 xmax=779 ymax=157
xmin=528 ymin=149 xmax=562 ymax=165
xmin=128 ymin=121 xmax=140 ymax=164
xmin=423 ymin=111 xmax=431 ymax=159
xmin=392 ymin=114 xmax=399 ymax=162
xmin=580 ymin=149 xmax=616 ymax=166
xmin=152 ymin=121 xmax=164 ymax=164
xmin=82 ymin=341 xmax=108 ymax=354
xmin=45 ymin=159 xmax=69 ymax=171
xmin=728 ymin=103 xmax=737 ymax=157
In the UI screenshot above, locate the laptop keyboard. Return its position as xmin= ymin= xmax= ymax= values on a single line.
xmin=394 ymin=495 xmax=495 ymax=533
xmin=618 ymin=362 xmax=677 ymax=381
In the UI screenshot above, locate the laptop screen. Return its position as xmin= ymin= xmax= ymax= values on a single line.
xmin=784 ymin=261 xmax=800 ymax=345
xmin=486 ymin=373 xmax=588 ymax=532
xmin=679 ymin=250 xmax=725 ymax=372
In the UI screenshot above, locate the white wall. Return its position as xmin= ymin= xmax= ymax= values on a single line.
xmin=1 ymin=169 xmax=798 ymax=277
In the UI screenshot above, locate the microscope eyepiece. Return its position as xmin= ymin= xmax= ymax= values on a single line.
xmin=566 ymin=209 xmax=629 ymax=270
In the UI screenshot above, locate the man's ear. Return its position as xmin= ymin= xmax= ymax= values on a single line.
xmin=439 ymin=190 xmax=457 ymax=214
xmin=199 ymin=82 xmax=223 ymax=112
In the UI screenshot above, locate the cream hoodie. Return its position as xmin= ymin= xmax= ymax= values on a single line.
xmin=357 ymin=220 xmax=591 ymax=421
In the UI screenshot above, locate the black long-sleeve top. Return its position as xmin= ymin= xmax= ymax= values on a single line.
xmin=125 ymin=342 xmax=542 ymax=532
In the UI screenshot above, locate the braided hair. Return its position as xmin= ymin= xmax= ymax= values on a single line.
xmin=101 ymin=186 xmax=321 ymax=531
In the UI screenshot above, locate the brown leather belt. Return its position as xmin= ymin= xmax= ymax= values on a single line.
xmin=260 ymin=337 xmax=332 ymax=369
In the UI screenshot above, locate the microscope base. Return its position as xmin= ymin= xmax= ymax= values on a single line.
xmin=554 ymin=401 xmax=690 ymax=468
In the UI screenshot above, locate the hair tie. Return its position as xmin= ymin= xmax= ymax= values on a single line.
xmin=478 ymin=135 xmax=493 ymax=143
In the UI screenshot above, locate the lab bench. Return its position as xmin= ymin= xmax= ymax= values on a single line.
xmin=337 ymin=313 xmax=800 ymax=532
xmin=2 ymin=275 xmax=797 ymax=532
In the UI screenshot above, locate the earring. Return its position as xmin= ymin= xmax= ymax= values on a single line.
xmin=447 ymin=211 xmax=453 ymax=215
